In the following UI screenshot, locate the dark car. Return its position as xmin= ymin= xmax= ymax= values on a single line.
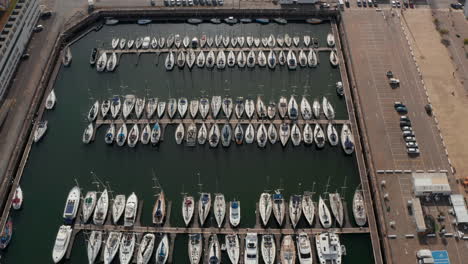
xmin=396 ymin=106 xmax=408 ymax=114
xmin=400 ymin=115 xmax=410 ymax=122
xmin=394 ymin=101 xmax=405 ymax=109
xmin=450 ymin=3 xmax=463 ymax=9
xmin=400 ymin=120 xmax=412 ymax=128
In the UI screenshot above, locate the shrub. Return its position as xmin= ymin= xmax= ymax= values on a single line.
xmin=439 ymin=28 xmax=449 ymax=35
xmin=464 ymin=38 xmax=468 ymax=45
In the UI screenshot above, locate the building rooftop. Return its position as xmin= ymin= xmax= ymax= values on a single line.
xmin=450 ymin=194 xmax=468 ymax=224
xmin=412 ymin=172 xmax=451 ymax=196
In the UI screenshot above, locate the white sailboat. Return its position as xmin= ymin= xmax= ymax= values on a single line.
xmin=314 ymin=124 xmax=326 ymax=149
xmin=87 ymin=230 xmax=102 ymax=264
xmin=146 ymin=98 xmax=158 ymax=119
xmin=116 ymin=124 xmax=128 ymax=147
xmin=45 ymin=89 xmax=56 ymax=109
xmin=272 ymin=190 xmax=285 ymax=226
xmin=87 ymin=100 xmax=99 ymax=122
xmin=112 ymin=194 xmax=126 ymax=224
xmin=300 ymin=97 xmax=312 ymax=120
xmin=206 ymin=50 xmax=215 ymax=68
xmin=137 ymin=233 xmax=155 ymax=264
xmin=261 ymin=234 xmax=276 ymax=264
xmin=267 ymin=101 xmax=276 ymax=120
xmin=278 ymin=96 xmax=288 ymax=119
xmin=268 ymin=123 xmax=278 ymax=144
xmin=318 ymin=196 xmax=332 ymax=228
xmin=198 ymin=193 xmax=211 ymax=226
xmin=119 ymin=233 xmax=136 ymax=264
xmin=312 ymin=98 xmax=320 ymax=119
xmin=288 ymin=96 xmax=299 ymax=120
xmin=322 ymin=97 xmax=335 ymax=120
xmin=151 ymin=123 xmax=161 ymax=145
xmin=177 ymin=51 xmax=186 ymax=68
xmin=127 ymin=124 xmax=140 ymax=148
xmin=257 ymin=123 xmax=268 ymax=148
xmin=226 ymin=234 xmax=240 ymax=264
xmin=278 ymin=50 xmax=286 ymax=66
xmin=175 ymin=123 xmax=185 ymax=145
xmin=298 ymin=50 xmax=307 ymax=67
xmin=189 ymin=99 xmax=199 ymax=119
xmin=245 ymin=123 xmax=255 ymax=144
xmin=199 ymin=98 xmax=210 ymax=119
xmin=330 ymin=50 xmax=339 ymax=67
xmin=287 ymin=50 xmax=297 ymax=70
xmin=182 ymin=195 xmax=195 ymax=226
xmin=104 ymin=232 xmax=121 ymax=264
xmin=291 ymin=124 xmax=302 ymax=147
xmin=82 ymin=191 xmax=97 ymax=223
xmin=259 ymin=193 xmax=272 ymax=226
xmin=167 ymin=98 xmax=177 ymax=119
xmin=353 ymin=188 xmax=367 ymax=227
xmin=234 ymin=124 xmax=244 ymax=145
xmin=303 ymin=124 xmax=313 ymax=145
xmin=258 ymin=50 xmax=267 ymax=67
xmin=327 ymin=33 xmax=335 ymax=47
xmin=302 ymin=192 xmax=315 ymax=226
xmin=196 ymin=51 xmax=205 ymax=68
xmin=96 ymin=52 xmax=107 ymax=72
xmin=279 ymin=123 xmax=290 ymax=147
xmin=208 ymin=123 xmax=220 ymax=147
xmin=329 ymin=192 xmax=344 ymax=227
xmin=208 ymin=235 xmax=221 ymax=264
xmin=327 ymin=123 xmax=339 ymax=146
xmin=197 ymin=123 xmax=207 ymax=145
xmin=267 ymin=50 xmax=277 ymax=69
xmin=82 ymin=123 xmax=93 ymax=144
xmin=214 ymin=194 xmax=226 ymax=228
xmin=101 ymin=100 xmax=110 ymax=118
xmin=124 ymin=192 xmax=138 ymax=227
xmin=237 ymin=50 xmax=246 ymax=68
xmin=211 ymin=96 xmax=222 ymax=118
xmin=289 ymin=194 xmax=302 ymax=228
xmin=135 ymin=97 xmax=145 ymax=119
xmin=178 ymin=97 xmax=188 ymax=118
xmin=308 ymin=49 xmax=318 ymax=67
xmin=106 ymin=52 xmax=117 ymax=72
xmin=221 ymin=123 xmax=232 ymax=147
xmin=122 ymin=94 xmax=136 ymax=119
xmin=165 ymin=51 xmax=175 ymax=70
xmin=256 ymin=96 xmax=266 ymax=119
xmin=341 ymin=124 xmax=355 ymax=155
xmin=222 ymin=97 xmax=233 ymax=118
xmin=216 ymin=50 xmax=226 ymax=69
xmin=227 ymin=50 xmax=236 ymax=67
xmin=110 ymin=95 xmax=121 ymax=119
xmin=247 ymin=50 xmax=256 ymax=68
xmin=152 ymin=190 xmax=166 ymax=225
xmin=93 ymin=189 xmax=109 ymax=225
xmin=188 ymin=234 xmax=202 ymax=264
xmin=245 ymin=99 xmax=255 ymax=119
xmin=155 ymin=234 xmax=169 ymax=264
xmin=235 ymin=97 xmax=245 ymax=119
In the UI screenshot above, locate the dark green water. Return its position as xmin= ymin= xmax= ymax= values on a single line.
xmin=2 ymin=21 xmax=374 ymax=263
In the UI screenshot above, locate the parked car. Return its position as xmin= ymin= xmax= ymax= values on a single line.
xmin=33 ymin=25 xmax=44 ymax=33
xmin=401 ymin=126 xmax=413 ymax=131
xmin=396 ymin=106 xmax=408 ymax=114
xmin=406 ymin=142 xmax=418 ymax=148
xmin=400 ymin=120 xmax=412 ymax=128
xmin=391 ymin=0 xmax=396 ymax=7
xmin=404 ymin=136 xmax=416 ymax=142
xmin=394 ymin=101 xmax=405 ymax=108
xmin=403 ymin=130 xmax=415 ymax=137
xmin=407 ymin=148 xmax=420 ymax=155
xmin=400 ymin=116 xmax=410 ymax=122
xmin=450 ymin=3 xmax=463 ymax=9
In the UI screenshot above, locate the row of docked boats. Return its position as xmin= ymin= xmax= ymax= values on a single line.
xmin=164 ymin=48 xmax=335 ymax=70
xmin=86 ymin=95 xmax=338 ymax=121
xmin=91 ymin=51 xmax=118 ymax=72
xmin=34 ymin=89 xmax=57 ymax=143
xmin=108 ymin=33 xmax=332 ymax=51
xmin=182 ymin=193 xmax=240 ymax=227
xmin=85 ymin=231 xmax=169 ymax=264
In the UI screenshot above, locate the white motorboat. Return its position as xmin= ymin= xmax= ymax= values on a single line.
xmin=208 ymin=123 xmax=220 ymax=147
xmin=256 ymin=123 xmax=267 ymax=148
xmin=247 ymin=50 xmax=256 ymax=68
xmin=284 ymin=34 xmax=292 ymax=47
xmin=214 ymin=194 xmax=226 ymax=228
xmin=152 ymin=191 xmax=166 ymax=225
xmin=63 ymin=186 xmax=81 ymax=224
xmin=288 ymin=96 xmax=299 ymax=120
xmin=327 ymin=123 xmax=339 ymax=146
xmin=289 ymin=194 xmax=302 ymax=228
xmin=116 ymin=124 xmax=128 ymax=147
xmin=303 ymin=124 xmax=313 ymax=145
xmin=206 ymin=50 xmax=215 ymax=68
xmin=245 ymin=99 xmax=255 ymax=119
xmin=244 ymin=233 xmax=258 ymax=264
xmin=188 ymin=234 xmax=202 ymax=264
xmin=268 ymin=123 xmax=278 ymax=144
xmin=62 ymin=46 xmax=72 ymax=66
xmin=142 ymin=36 xmax=150 ymax=49
xmin=287 ymin=50 xmax=297 ymax=70
xmin=353 ymin=188 xmax=367 ymax=227
xmin=167 ymin=98 xmax=177 ymax=119
xmin=278 ymin=96 xmax=288 ymax=119
xmin=198 ymin=193 xmax=211 ymax=226
xmin=196 ymin=51 xmax=205 ymax=68
xmin=259 ymin=193 xmax=272 ymax=226
xmin=112 ymin=194 xmax=125 ymax=224
xmin=298 ymin=50 xmax=307 ymax=67
xmin=106 ymin=52 xmax=117 ymax=72
xmin=177 ymin=51 xmax=186 ymax=68
xmin=293 ymin=36 xmax=300 ymax=47
xmin=45 ymin=89 xmax=56 ymax=109
xmin=291 ymin=124 xmax=302 ymax=147
xmin=322 ymin=97 xmax=335 ymax=120
xmin=82 ymin=191 xmax=97 ymax=223
xmin=329 ymin=192 xmax=344 ymax=227
xmin=245 ymin=123 xmax=255 ymax=144
xmin=167 ymin=34 xmax=175 ymax=48
xmin=222 ymin=97 xmax=233 ymax=118
xmin=157 ymin=101 xmax=166 ymax=119
xmin=151 ymin=122 xmax=161 ymax=145
xmin=216 ymin=50 xmax=226 ymax=69
xmin=315 ymin=232 xmax=342 ymax=264
xmin=277 ymin=35 xmax=284 ymax=47
xmin=104 ymin=232 xmax=121 ymax=264
xmin=314 ymin=124 xmax=326 ymax=148
xmin=12 ymin=186 xmax=23 ymax=210
xmin=258 ymin=50 xmax=267 ymax=67
xmin=330 ymin=50 xmax=339 ymax=67
xmin=211 ymin=96 xmax=222 ymax=118
xmin=226 ymin=234 xmax=240 ymax=264
xmin=234 ymin=124 xmax=244 ymax=145
xmin=254 ymin=37 xmax=260 ymax=47
xmin=227 ymin=50 xmax=236 ymax=67
xmin=186 ymin=50 xmax=196 ymax=69
xmin=88 ymin=100 xmax=99 ymax=122
xmin=230 ymin=200 xmax=241 ymax=227
xmin=297 ymin=233 xmax=313 ymax=264
xmin=312 ymin=98 xmax=320 ymax=119
xmin=237 ymin=50 xmax=247 ymax=68
xmin=119 ymin=233 xmax=136 ymax=264
xmin=174 ymin=34 xmax=182 ymax=48
xmin=278 ymin=50 xmax=286 ymax=66
xmin=135 ymin=97 xmax=145 ymax=119
xmin=208 ymin=234 xmax=221 ymax=264
xmin=183 ymin=35 xmax=190 ymax=48
xmin=101 ymin=100 xmax=110 ymax=118
xmin=165 ymin=51 xmax=175 ymax=70
xmin=279 ymin=123 xmax=290 ymax=147
xmin=124 ymin=192 xmax=138 ymax=227
xmin=235 ymin=97 xmax=245 ymax=119
xmin=52 ymin=225 xmax=72 ymax=263
xmin=178 ymin=97 xmax=188 ymax=118
xmin=327 ymin=33 xmax=335 ymax=47
xmin=197 ymin=123 xmax=208 ymax=145
xmin=189 ymin=99 xmax=199 ymax=119
xmin=261 ymin=234 xmax=276 ymax=264
xmin=137 ymin=233 xmax=155 ymax=264
xmin=304 ymin=35 xmax=311 ymax=47
xmin=199 ymin=97 xmax=209 ymax=119
xmin=267 ymin=50 xmax=277 ymax=69
xmin=127 ymin=124 xmax=140 ymax=147
xmin=341 ymin=124 xmax=355 ymax=155
xmin=96 ymin=52 xmax=107 ymax=72
xmin=111 ymin=95 xmax=121 ymax=119
xmin=33 ymin=121 xmax=48 ymax=143
xmin=140 ymin=123 xmax=151 ymax=144
xmin=122 ymin=95 xmax=136 ymax=119
xmin=221 ymin=123 xmax=232 ymax=147
xmin=82 ymin=123 xmax=94 ymax=144
xmin=175 ymin=123 xmax=184 ymax=145
xmin=280 ymin=235 xmax=296 ymax=264
xmin=318 ymin=196 xmax=332 ymax=228
xmin=256 ymin=96 xmax=266 ymax=119
xmin=182 ymin=195 xmax=195 ymax=226
xmin=300 ymin=97 xmax=312 ymax=120
xmin=267 ymin=101 xmax=276 ymax=120
xmin=246 ymin=36 xmax=253 ymax=47
xmin=155 ymin=234 xmax=169 ymax=264
xmin=146 ymin=98 xmax=158 ymax=119
xmin=272 ymin=190 xmax=285 ymax=226
xmin=93 ymin=189 xmax=109 ymax=225
xmin=238 ymin=36 xmax=245 ymax=47
xmin=87 ymin=230 xmax=102 ymax=264
xmin=308 ymin=49 xmax=318 ymax=67
xmin=186 ymin=123 xmax=197 ymax=147
xmin=302 ymin=192 xmax=315 ymax=226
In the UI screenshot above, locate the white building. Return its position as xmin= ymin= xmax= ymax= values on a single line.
xmin=412 ymin=172 xmax=451 ymax=196
xmin=450 ymin=194 xmax=468 ymax=226
xmin=0 ymin=0 xmax=40 ymax=99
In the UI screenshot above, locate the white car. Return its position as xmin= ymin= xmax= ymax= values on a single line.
xmin=407 ymin=148 xmax=420 ymax=155
xmin=406 ymin=142 xmax=418 ymax=148
xmin=392 ymin=0 xmax=397 ymax=7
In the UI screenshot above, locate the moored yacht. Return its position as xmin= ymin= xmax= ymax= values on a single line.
xmin=63 ymin=186 xmax=81 ymax=224
xmin=209 ymin=123 xmax=220 ymax=147
xmin=302 ymin=192 xmax=315 ymax=226
xmin=104 ymin=232 xmax=121 ymax=264
xmin=327 ymin=123 xmax=339 ymax=146
xmin=318 ymin=196 xmax=332 ymax=228
xmin=230 ymin=200 xmax=241 ymax=227
xmin=259 ymin=192 xmax=272 ymax=226
xmin=45 ymin=89 xmax=56 ymax=109
xmin=214 ymin=193 xmax=226 ymax=228
xmin=82 ymin=123 xmax=94 ymax=144
xmin=122 ymin=95 xmax=136 ymax=119
xmin=93 ymin=189 xmax=109 ymax=225
xmin=112 ymin=194 xmax=126 ymax=224
xmin=279 ymin=123 xmax=290 ymax=147
xmin=182 ymin=195 xmax=194 ymax=226
xmin=280 ymin=235 xmax=296 ymax=264
xmin=198 ymin=192 xmax=211 ymax=226
xmin=226 ymin=234 xmax=240 ymax=264
xmin=315 ymin=232 xmax=342 ymax=264
xmin=137 ymin=233 xmax=155 ymax=264
xmin=341 ymin=124 xmax=355 ymax=155
xmin=188 ymin=234 xmax=202 ymax=264
xmin=329 ymin=192 xmax=344 ymax=227
xmin=314 ymin=124 xmax=326 ymax=149
xmin=52 ymin=225 xmax=72 ymax=263
xmin=261 ymin=234 xmax=276 ymax=264
xmin=82 ymin=191 xmax=97 ymax=223
xmin=289 ymin=194 xmax=302 ymax=228
xmin=353 ymin=188 xmax=367 ymax=227
xmin=296 ymin=232 xmax=313 ymax=264
xmin=272 ymin=190 xmax=285 ymax=226
xmin=234 ymin=124 xmax=244 ymax=145
xmin=244 ymin=233 xmax=258 ymax=264
xmin=124 ymin=192 xmax=138 ymax=227
xmin=155 ymin=234 xmax=169 ymax=264
xmin=34 ymin=121 xmax=48 ymax=143
xmin=119 ymin=232 xmax=136 ymax=264
xmin=116 ymin=124 xmax=128 ymax=147
xmin=208 ymin=234 xmax=221 ymax=264
xmin=87 ymin=230 xmax=102 ymax=264
xmin=153 ymin=191 xmax=166 ymax=225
